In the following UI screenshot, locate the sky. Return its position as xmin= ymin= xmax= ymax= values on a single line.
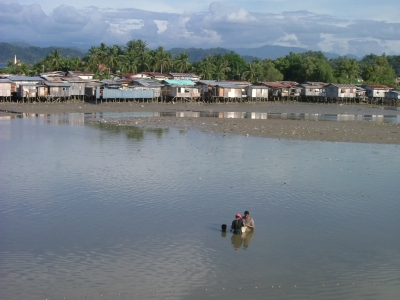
xmin=1 ymin=0 xmax=399 ymax=57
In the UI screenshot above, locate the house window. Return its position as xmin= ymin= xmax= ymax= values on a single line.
xmin=63 ymin=87 xmax=68 ymax=91
xmin=184 ymin=89 xmax=190 ymax=93
xmin=341 ymin=89 xmax=346 ymax=93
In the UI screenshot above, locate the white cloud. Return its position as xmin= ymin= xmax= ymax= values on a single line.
xmin=154 ymin=20 xmax=168 ymax=33
xmin=275 ymin=34 xmax=303 ymax=47
xmin=1 ymin=0 xmax=399 ymax=57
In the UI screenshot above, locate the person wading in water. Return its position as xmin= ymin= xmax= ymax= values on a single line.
xmin=231 ymin=213 xmax=244 ymax=234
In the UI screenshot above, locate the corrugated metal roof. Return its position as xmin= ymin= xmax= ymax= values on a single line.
xmin=306 ymin=81 xmax=328 ymax=86
xmin=44 ymin=82 xmax=72 ymax=87
xmin=169 ymin=73 xmax=198 ymax=77
xmin=40 ymin=71 xmax=65 ymax=76
xmin=329 ymin=84 xmax=357 ymax=88
xmin=8 ymin=76 xmax=42 ymax=81
xmin=67 ymin=71 xmax=94 ymax=76
xmin=215 ymin=82 xmax=241 ymax=88
xmin=141 ymin=72 xmax=171 ymax=77
xmin=197 ymin=80 xmax=241 ymax=88
xmin=133 ymin=79 xmax=163 ymax=87
xmin=279 ymin=81 xmax=299 ymax=87
xmin=164 ymin=79 xmax=195 ymax=85
xmin=249 ymin=85 xmax=269 ymax=89
xmin=223 ymin=80 xmax=251 ymax=85
xmin=45 ymin=77 xmax=63 ymax=82
xmin=101 ymin=80 xmax=123 ymax=85
xmin=300 ymin=84 xmax=325 ymax=89
xmin=117 ymin=79 xmax=134 ymax=83
xmin=165 ymin=85 xmax=197 ymax=88
xmin=363 ymin=85 xmax=390 ymax=89
xmin=197 ymin=80 xmax=217 ymax=85
xmin=261 ymin=82 xmax=286 ymax=88
xmin=0 ymin=79 xmax=12 ymax=83
xmin=61 ymin=76 xmax=88 ymax=83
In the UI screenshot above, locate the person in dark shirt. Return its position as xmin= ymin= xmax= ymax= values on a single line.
xmin=231 ymin=213 xmax=244 ymax=234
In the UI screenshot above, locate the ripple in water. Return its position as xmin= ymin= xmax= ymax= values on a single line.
xmin=0 ymin=116 xmax=399 ymax=299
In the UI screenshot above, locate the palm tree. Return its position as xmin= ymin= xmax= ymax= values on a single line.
xmin=242 ymin=61 xmax=260 ymax=82
xmin=174 ymin=52 xmax=191 ymax=73
xmin=345 ymin=58 xmax=360 ymax=82
xmin=84 ymin=46 xmax=100 ymax=71
xmin=48 ymin=49 xmax=63 ymax=71
xmin=147 ymin=49 xmax=157 ymax=72
xmin=106 ymin=46 xmax=121 ymax=73
xmin=196 ymin=56 xmax=215 ymax=80
xmin=215 ymin=58 xmax=231 ymax=80
xmin=85 ymin=55 xmax=98 ymax=72
xmin=119 ymin=52 xmax=138 ymax=74
xmin=125 ymin=40 xmax=148 ymax=72
xmin=71 ymin=57 xmax=83 ymax=71
xmin=125 ymin=39 xmax=147 ymax=54
xmin=113 ymin=44 xmax=125 ymax=56
xmin=125 ymin=40 xmax=137 ymax=53
xmin=97 ymin=43 xmax=109 ymax=66
xmin=137 ymin=40 xmax=149 ymax=72
xmin=154 ymin=46 xmax=172 ymax=74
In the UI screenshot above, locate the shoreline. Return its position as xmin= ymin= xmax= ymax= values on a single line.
xmin=1 ymin=102 xmax=399 ymax=144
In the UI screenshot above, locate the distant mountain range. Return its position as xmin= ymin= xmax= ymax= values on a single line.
xmin=232 ymin=45 xmax=360 ymax=60
xmin=0 ymin=41 xmax=360 ymax=65
xmin=0 ymin=42 xmax=86 ymax=65
xmin=167 ymin=45 xmax=360 ymax=62
xmin=167 ymin=47 xmax=260 ymax=63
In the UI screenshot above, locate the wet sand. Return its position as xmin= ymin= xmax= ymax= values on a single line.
xmin=1 ymin=102 xmax=399 ymax=144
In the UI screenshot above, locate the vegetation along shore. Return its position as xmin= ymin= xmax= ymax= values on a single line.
xmin=1 ymin=40 xmax=399 ymax=86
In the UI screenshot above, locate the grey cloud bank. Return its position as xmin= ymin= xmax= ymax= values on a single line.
xmin=1 ymin=0 xmax=399 ymax=57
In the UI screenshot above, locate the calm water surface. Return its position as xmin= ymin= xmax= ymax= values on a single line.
xmin=0 ymin=114 xmax=399 ymax=300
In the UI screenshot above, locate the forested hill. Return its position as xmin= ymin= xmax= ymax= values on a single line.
xmin=0 ymin=43 xmax=86 ymax=64
xmin=168 ymin=47 xmax=259 ymax=63
xmin=232 ymin=45 xmax=360 ymax=61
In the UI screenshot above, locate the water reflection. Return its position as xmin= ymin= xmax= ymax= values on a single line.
xmin=163 ymin=111 xmax=400 ymax=123
xmin=230 ymin=231 xmax=254 ymax=250
xmin=47 ymin=113 xmax=85 ymax=125
xmin=1 ymin=110 xmax=399 ymax=124
xmin=88 ymin=111 xmax=400 ymax=124
xmin=90 ymin=121 xmax=169 ymax=141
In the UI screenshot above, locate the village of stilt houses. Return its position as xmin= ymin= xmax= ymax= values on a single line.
xmin=1 ymin=47 xmax=399 ymax=106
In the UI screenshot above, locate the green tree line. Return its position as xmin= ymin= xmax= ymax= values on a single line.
xmin=1 ymin=40 xmax=399 ymax=87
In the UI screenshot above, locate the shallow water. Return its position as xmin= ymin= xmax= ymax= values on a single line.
xmin=1 ymin=110 xmax=400 ymax=124
xmin=0 ymin=114 xmax=399 ymax=300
